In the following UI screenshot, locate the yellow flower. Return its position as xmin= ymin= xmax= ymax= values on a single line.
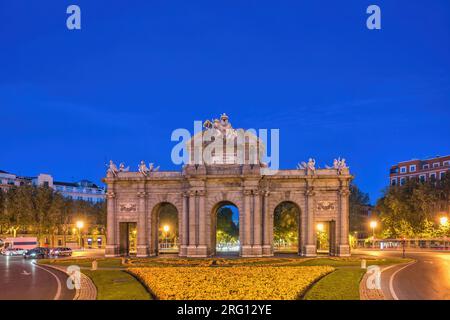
xmin=129 ymin=266 xmax=333 ymax=300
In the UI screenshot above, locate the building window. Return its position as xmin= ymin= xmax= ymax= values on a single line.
xmin=419 ymin=175 xmax=426 ymax=182
xmin=440 ymin=172 xmax=446 ymax=179
xmin=391 ymin=179 xmax=397 ymax=186
xmin=430 ymin=173 xmax=436 ymax=181
xmin=433 ymin=162 xmax=440 ymax=168
xmin=410 ymin=165 xmax=416 ymax=172
xmin=444 ymin=161 xmax=450 ymax=167
xmin=400 ymin=166 xmax=407 ymax=173
xmin=400 ymin=177 xmax=406 ymax=185
xmin=423 ymin=164 xmax=429 ymax=169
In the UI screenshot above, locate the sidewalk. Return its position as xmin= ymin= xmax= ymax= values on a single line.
xmin=41 ymin=264 xmax=97 ymax=300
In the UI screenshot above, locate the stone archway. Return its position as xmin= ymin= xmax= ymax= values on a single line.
xmin=273 ymin=201 xmax=302 ymax=255
xmin=151 ymin=202 xmax=179 ymax=255
xmin=210 ymin=201 xmax=240 ymax=256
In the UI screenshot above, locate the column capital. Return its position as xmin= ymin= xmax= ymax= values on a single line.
xmin=182 ymin=192 xmax=189 ymax=198
xmin=243 ymin=189 xmax=252 ymax=196
xmin=189 ymin=190 xmax=197 ymax=197
xmin=106 ymin=192 xmax=115 ymax=199
xmin=339 ymin=188 xmax=350 ymax=197
xmin=305 ymin=188 xmax=315 ymax=197
xmin=264 ymin=190 xmax=270 ymax=197
xmin=197 ymin=190 xmax=206 ymax=196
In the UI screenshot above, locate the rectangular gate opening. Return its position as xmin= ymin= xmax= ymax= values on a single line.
xmin=119 ymin=222 xmax=137 ymax=256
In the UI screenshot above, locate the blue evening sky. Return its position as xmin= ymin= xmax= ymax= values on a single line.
xmin=1 ymin=1 xmax=449 ymax=203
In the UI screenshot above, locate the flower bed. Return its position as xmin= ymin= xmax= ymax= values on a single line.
xmin=129 ymin=266 xmax=334 ymax=300
xmin=125 ymin=257 xmax=310 ymax=267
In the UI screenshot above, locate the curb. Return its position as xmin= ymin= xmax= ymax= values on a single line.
xmin=359 ymin=262 xmax=413 ymax=300
xmin=359 ymin=267 xmax=385 ymax=300
xmin=40 ymin=264 xmax=97 ymax=300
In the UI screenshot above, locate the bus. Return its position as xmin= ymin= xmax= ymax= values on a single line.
xmin=2 ymin=237 xmax=38 ymax=251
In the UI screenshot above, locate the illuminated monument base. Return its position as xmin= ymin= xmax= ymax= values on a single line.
xmin=104 ymin=163 xmax=352 ymax=258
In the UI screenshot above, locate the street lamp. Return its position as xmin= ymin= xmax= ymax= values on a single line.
xmin=316 ymin=223 xmax=324 ymax=232
xmin=370 ymin=221 xmax=377 ymax=249
xmin=76 ymin=220 xmax=84 ymax=249
xmin=163 ymin=225 xmax=170 ymax=248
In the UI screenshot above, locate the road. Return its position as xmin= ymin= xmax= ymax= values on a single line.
xmin=356 ymin=249 xmax=450 ymax=300
xmin=0 ymin=255 xmax=75 ymax=300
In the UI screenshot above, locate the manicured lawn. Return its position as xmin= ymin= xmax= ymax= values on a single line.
xmin=303 ymin=268 xmax=366 ymax=300
xmin=82 ymin=270 xmax=152 ymax=300
xmin=40 ymin=255 xmax=411 ymax=300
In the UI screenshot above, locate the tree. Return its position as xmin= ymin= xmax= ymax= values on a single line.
xmin=376 ymin=174 xmax=450 ymax=238
xmin=349 ymin=183 xmax=371 ymax=233
xmin=0 ymin=184 xmax=107 ymax=238
xmin=216 ymin=207 xmax=238 ymax=240
xmin=273 ymin=202 xmax=298 ymax=245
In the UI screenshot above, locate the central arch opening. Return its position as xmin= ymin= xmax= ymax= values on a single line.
xmin=273 ymin=201 xmax=301 ymax=254
xmin=212 ymin=202 xmax=239 ymax=255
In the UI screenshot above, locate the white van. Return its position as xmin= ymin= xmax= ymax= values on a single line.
xmin=2 ymin=237 xmax=38 ymax=252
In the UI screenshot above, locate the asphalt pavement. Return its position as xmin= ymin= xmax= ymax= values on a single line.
xmin=356 ymin=249 xmax=450 ymax=300
xmin=0 ymin=255 xmax=75 ymax=300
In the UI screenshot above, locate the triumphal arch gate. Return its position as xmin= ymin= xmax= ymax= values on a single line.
xmin=104 ymin=114 xmax=352 ymax=257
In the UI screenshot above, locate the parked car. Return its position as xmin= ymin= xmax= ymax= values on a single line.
xmin=24 ymin=247 xmax=50 ymax=259
xmin=2 ymin=248 xmax=27 ymax=256
xmin=50 ymin=247 xmax=72 ymax=257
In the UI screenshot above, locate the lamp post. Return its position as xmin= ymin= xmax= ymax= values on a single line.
xmin=76 ymin=220 xmax=84 ymax=249
xmin=370 ymin=221 xmax=377 ymax=249
xmin=440 ymin=216 xmax=448 ymax=250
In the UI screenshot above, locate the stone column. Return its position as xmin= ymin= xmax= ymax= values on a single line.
xmin=180 ymin=192 xmax=189 ymax=257
xmin=241 ymin=189 xmax=252 ymax=257
xmin=197 ymin=190 xmax=207 ymax=256
xmin=303 ymin=187 xmax=317 ymax=257
xmin=105 ymin=191 xmax=118 ymax=257
xmin=187 ymin=190 xmax=197 ymax=256
xmin=262 ymin=191 xmax=272 ymax=256
xmin=252 ymin=190 xmax=262 ymax=256
xmin=136 ymin=191 xmax=148 ymax=257
xmin=338 ymin=188 xmax=351 ymax=256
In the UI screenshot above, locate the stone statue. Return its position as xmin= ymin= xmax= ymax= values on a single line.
xmin=326 ymin=157 xmax=348 ymax=174
xmin=203 ymin=120 xmax=213 ymax=129
xmin=107 ymin=160 xmax=119 ymax=177
xmin=138 ymin=160 xmax=149 ymax=176
xmin=307 ymin=158 xmax=316 ymax=171
xmin=119 ymin=163 xmax=130 ymax=172
xmin=297 ymin=158 xmax=316 ymax=172
xmin=204 ymin=113 xmax=237 ymax=138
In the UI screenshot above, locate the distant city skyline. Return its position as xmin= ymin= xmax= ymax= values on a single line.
xmin=2 ymin=1 xmax=450 ymax=204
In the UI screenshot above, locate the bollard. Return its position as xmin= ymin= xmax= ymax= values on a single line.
xmin=91 ymin=260 xmax=98 ymax=271
xmin=361 ymin=259 xmax=367 ymax=269
xmin=121 ymin=257 xmax=126 ymax=265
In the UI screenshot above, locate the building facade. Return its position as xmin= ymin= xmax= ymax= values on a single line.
xmin=389 ymin=155 xmax=450 ymax=186
xmin=104 ymin=115 xmax=353 ymax=258
xmin=0 ymin=170 xmax=105 ymax=203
